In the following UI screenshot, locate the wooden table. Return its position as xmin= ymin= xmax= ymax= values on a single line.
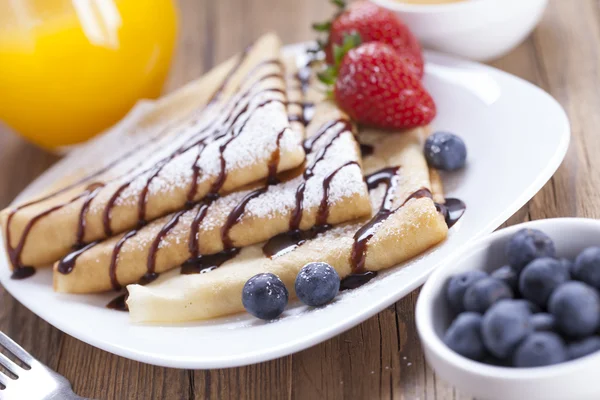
xmin=0 ymin=0 xmax=593 ymax=398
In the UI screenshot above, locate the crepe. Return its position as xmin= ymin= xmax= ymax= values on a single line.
xmin=52 ymin=56 xmax=372 ymax=293
xmin=126 ymin=127 xmax=448 ymax=322
xmin=124 ymin=56 xmax=450 ymax=322
xmin=1 ymin=33 xmax=305 ymax=271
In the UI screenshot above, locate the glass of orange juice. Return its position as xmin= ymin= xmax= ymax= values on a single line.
xmin=0 ymin=0 xmax=178 ymax=150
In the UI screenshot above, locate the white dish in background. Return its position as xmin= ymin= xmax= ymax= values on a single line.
xmin=370 ymin=0 xmax=549 ymax=61
xmin=0 ymin=45 xmax=569 ymax=369
xmin=416 ymin=219 xmax=600 ymax=400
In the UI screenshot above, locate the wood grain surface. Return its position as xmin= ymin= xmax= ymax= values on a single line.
xmin=0 ymin=0 xmax=591 ymax=398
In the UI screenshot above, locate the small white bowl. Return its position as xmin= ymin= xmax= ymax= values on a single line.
xmin=416 ymin=218 xmax=600 ymax=400
xmin=370 ymin=0 xmax=548 ymax=61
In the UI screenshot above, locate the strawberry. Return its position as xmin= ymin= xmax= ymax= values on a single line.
xmin=327 ymin=41 xmax=436 ymax=130
xmin=314 ymin=1 xmax=424 ymax=78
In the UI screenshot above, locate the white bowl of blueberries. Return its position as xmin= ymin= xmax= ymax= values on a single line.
xmin=416 ymin=218 xmax=600 ymax=400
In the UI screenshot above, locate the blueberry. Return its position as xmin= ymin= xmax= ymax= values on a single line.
xmin=491 ymin=265 xmax=519 ymax=294
xmin=481 ymin=300 xmax=532 ymax=359
xmin=506 ymin=229 xmax=555 ymax=272
xmin=572 ymin=247 xmax=600 ymax=289
xmin=424 ymin=131 xmax=467 ymax=171
xmin=443 ymin=312 xmax=487 ymax=361
xmin=242 ymin=273 xmax=288 ymax=320
xmin=446 ymin=270 xmax=488 ymax=313
xmin=530 ymin=313 xmax=556 ymax=332
xmin=549 ymin=282 xmax=600 ymax=338
xmin=295 ymin=262 xmax=340 ymax=307
xmin=559 ymin=258 xmax=573 ymax=280
xmin=512 ymin=332 xmax=567 ymax=367
xmin=519 ymin=258 xmax=569 ymax=308
xmin=463 ymin=277 xmax=513 ymax=313
xmin=513 ymin=299 xmax=541 ymax=314
xmin=567 ymin=336 xmax=600 ymax=360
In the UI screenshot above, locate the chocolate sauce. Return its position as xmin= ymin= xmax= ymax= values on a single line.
xmin=10 ymin=266 xmax=35 ymax=280
xmin=350 ymin=167 xmax=400 ymax=274
xmin=296 ymin=66 xmax=312 ymax=94
xmin=267 ymin=129 xmax=285 ymax=184
xmin=106 ymin=293 xmax=129 ymax=311
xmin=75 ymin=183 xmax=105 ymax=248
xmin=340 ymin=271 xmax=378 ymax=290
xmin=359 ymin=143 xmax=374 ymax=157
xmin=262 ymin=225 xmax=330 ymax=258
xmin=221 ymin=188 xmax=267 ymax=249
xmin=181 ymin=248 xmax=240 ymax=275
xmin=146 ymin=210 xmax=186 ymax=280
xmin=4 ymin=52 xmax=264 ymax=275
xmin=264 ymin=119 xmax=355 ymax=257
xmin=290 ymin=119 xmax=354 ymax=231
xmin=287 ymin=101 xmax=315 ymax=126
xmin=8 ymin=192 xmax=88 ymax=279
xmin=109 ymin=230 xmax=138 ymax=291
xmin=56 ymin=241 xmax=99 ymax=274
xmin=437 ymin=198 xmax=466 ymax=228
xmin=49 ymin=55 xmax=286 ymax=283
xmin=188 ymin=201 xmax=212 ymax=259
xmin=102 ymin=182 xmax=130 ymax=237
xmin=317 ymin=161 xmax=359 ymax=225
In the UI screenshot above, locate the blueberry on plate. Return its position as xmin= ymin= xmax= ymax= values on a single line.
xmin=481 ymin=300 xmax=532 ymax=359
xmin=519 ymin=258 xmax=570 ymax=308
xmin=424 ymin=131 xmax=467 ymax=171
xmin=548 ymin=281 xmax=600 ymax=338
xmin=295 ymin=262 xmax=340 ymax=307
xmin=443 ymin=312 xmax=487 ymax=361
xmin=572 ymin=247 xmax=600 ymax=289
xmin=490 ymin=265 xmax=519 ymax=294
xmin=242 ymin=273 xmax=289 ymax=320
xmin=446 ymin=270 xmax=488 ymax=313
xmin=506 ymin=229 xmax=556 ymax=272
xmin=530 ymin=313 xmax=556 ymax=332
xmin=463 ymin=277 xmax=513 ymax=314
xmin=567 ymin=336 xmax=600 ymax=360
xmin=512 ymin=332 xmax=567 ymax=367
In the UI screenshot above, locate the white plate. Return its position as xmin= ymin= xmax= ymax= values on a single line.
xmin=0 ymin=45 xmax=570 ymax=369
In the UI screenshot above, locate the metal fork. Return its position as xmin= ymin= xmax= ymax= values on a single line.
xmin=0 ymin=331 xmax=85 ymax=400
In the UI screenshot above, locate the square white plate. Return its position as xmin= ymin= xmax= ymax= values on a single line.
xmin=0 ymin=45 xmax=570 ymax=369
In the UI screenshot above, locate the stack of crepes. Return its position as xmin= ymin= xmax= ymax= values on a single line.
xmin=0 ymin=33 xmax=449 ymax=323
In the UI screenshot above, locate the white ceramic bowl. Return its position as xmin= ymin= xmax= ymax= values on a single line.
xmin=370 ymin=0 xmax=549 ymax=61
xmin=416 ymin=218 xmax=600 ymax=400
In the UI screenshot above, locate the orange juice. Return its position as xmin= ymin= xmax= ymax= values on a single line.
xmin=0 ymin=0 xmax=177 ymax=150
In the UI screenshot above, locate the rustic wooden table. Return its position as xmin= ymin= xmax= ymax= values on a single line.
xmin=0 ymin=0 xmax=593 ymax=398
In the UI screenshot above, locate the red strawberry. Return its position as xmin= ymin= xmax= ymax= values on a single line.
xmin=333 ymin=42 xmax=435 ymax=129
xmin=324 ymin=1 xmax=424 ymax=78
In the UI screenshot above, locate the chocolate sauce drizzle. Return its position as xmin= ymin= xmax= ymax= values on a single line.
xmin=340 ymin=271 xmax=378 ymax=291
xmin=105 ymin=65 xmax=290 ymax=289
xmin=288 ymin=101 xmax=315 ymax=126
xmin=181 ymin=248 xmax=240 ymax=275
xmin=359 ymin=143 xmax=374 ymax=157
xmin=51 ymin=55 xmax=290 ymax=286
xmin=56 ymin=241 xmax=99 ymax=274
xmin=436 ymin=198 xmax=466 ymax=228
xmin=350 ymin=167 xmax=401 ymax=274
xmin=106 ymin=293 xmax=129 ymax=311
xmin=263 ymin=119 xmax=356 ymax=257
xmin=9 ymin=50 xmax=289 ymax=280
